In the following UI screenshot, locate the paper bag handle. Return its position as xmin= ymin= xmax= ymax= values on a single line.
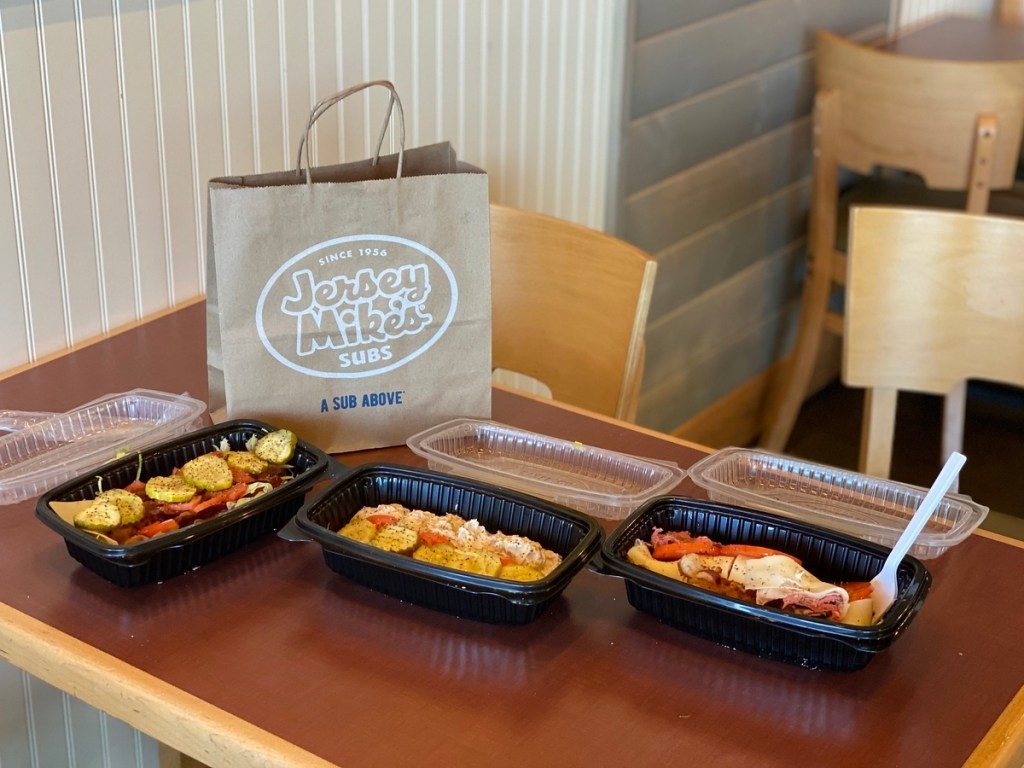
xmin=295 ymin=80 xmax=406 ymax=184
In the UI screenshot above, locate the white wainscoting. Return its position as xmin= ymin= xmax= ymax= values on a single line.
xmin=0 ymin=2 xmax=623 ymax=766
xmin=0 ymin=0 xmax=623 ymax=373
xmin=894 ymin=0 xmax=993 ymax=27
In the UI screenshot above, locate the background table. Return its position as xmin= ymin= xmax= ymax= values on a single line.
xmin=1 ymin=300 xmax=1023 ymax=768
xmin=882 ymin=15 xmax=1024 ymax=60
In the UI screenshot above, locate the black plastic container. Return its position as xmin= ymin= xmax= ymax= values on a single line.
xmin=36 ymin=419 xmax=331 ymax=586
xmin=294 ymin=463 xmax=603 ymax=624
xmin=591 ymin=496 xmax=931 ymax=671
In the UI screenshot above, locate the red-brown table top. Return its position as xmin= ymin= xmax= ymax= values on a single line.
xmin=1 ymin=301 xmax=1022 ymax=767
xmin=881 ymin=15 xmax=1024 ymax=61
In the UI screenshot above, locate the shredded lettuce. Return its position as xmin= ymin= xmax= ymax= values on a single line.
xmin=227 ymin=481 xmax=274 ymax=509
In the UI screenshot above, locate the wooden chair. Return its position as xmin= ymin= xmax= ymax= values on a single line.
xmin=760 ymin=28 xmax=1024 ymax=457
xmin=999 ymin=0 xmax=1024 ymax=24
xmin=489 ymin=204 xmax=657 ymax=422
xmin=843 ymin=206 xmax=1024 ymax=479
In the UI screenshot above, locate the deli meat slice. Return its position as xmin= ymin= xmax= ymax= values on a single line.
xmin=627 ymin=530 xmax=871 ymax=625
xmin=679 ymin=552 xmax=850 ymax=621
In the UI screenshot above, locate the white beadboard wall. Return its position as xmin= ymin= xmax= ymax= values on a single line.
xmin=0 ymin=2 xmax=624 ymax=767
xmin=0 ymin=0 xmax=624 ymax=374
xmin=895 ymin=0 xmax=995 ymax=27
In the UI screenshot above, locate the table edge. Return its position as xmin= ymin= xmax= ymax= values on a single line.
xmin=2 ymin=379 xmax=1021 ymax=766
xmin=0 ymin=295 xmax=206 ymax=384
xmin=964 ymin=685 xmax=1024 ymax=768
xmin=0 ymin=602 xmax=334 ymax=768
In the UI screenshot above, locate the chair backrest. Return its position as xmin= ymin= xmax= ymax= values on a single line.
xmin=489 ymin=204 xmax=657 ymax=421
xmin=815 ymin=29 xmax=1024 ymax=194
xmin=999 ymin=0 xmax=1024 ymax=24
xmin=842 ymin=206 xmax=1024 ymax=478
xmin=762 ymin=29 xmax=1024 ymax=456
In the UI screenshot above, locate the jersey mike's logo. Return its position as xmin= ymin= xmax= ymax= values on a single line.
xmin=256 ymin=235 xmax=457 ymax=378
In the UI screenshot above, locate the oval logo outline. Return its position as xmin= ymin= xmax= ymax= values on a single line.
xmin=255 ymin=234 xmax=459 ymax=379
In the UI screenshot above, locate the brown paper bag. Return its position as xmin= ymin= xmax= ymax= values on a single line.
xmin=206 ymin=81 xmax=491 ymax=453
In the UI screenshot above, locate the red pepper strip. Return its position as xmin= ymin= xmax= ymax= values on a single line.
xmin=651 ymin=540 xmax=720 ymax=560
xmin=231 ymin=467 xmax=255 ymax=485
xmin=418 ymin=530 xmax=451 ymax=546
xmin=366 ymin=514 xmax=400 ymax=528
xmin=839 ymin=581 xmax=873 ymax=601
xmin=718 ymin=543 xmax=801 ymax=564
xmin=138 ymin=518 xmax=180 ymax=539
xmin=193 ymin=483 xmax=250 ymax=514
xmin=126 ymin=480 xmax=147 ymax=495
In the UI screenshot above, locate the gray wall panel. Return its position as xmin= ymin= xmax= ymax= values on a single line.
xmin=625 ymin=55 xmax=815 ymax=195
xmin=620 ymin=0 xmax=890 ymax=440
xmin=648 ymin=181 xmax=809 ymax=323
xmin=626 ymin=81 xmax=759 ymax=197
xmin=624 ymin=121 xmax=813 ymax=254
xmin=639 ymin=303 xmax=799 ymax=433
xmin=634 ymin=0 xmax=756 ymax=41
xmin=632 ymin=1 xmax=806 ymax=119
xmin=631 ymin=0 xmax=890 ymax=118
xmin=758 ymin=56 xmax=817 ymax=141
xmin=643 ymin=243 xmax=803 ymax=389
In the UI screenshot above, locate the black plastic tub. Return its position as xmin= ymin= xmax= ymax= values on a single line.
xmin=36 ymin=419 xmax=331 ymax=587
xmin=294 ymin=463 xmax=603 ymax=624
xmin=591 ymin=496 xmax=931 ymax=671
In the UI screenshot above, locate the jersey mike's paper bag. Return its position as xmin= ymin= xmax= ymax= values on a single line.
xmin=206 ymin=85 xmax=491 ymax=453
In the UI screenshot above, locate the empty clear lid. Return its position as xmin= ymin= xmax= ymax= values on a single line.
xmin=687 ymin=447 xmax=988 ymax=557
xmin=0 ymin=389 xmax=207 ymax=505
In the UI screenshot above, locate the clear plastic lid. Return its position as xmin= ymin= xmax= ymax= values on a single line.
xmin=406 ymin=418 xmax=687 ymax=520
xmin=0 ymin=409 xmax=57 ymax=433
xmin=687 ymin=447 xmax=989 ymax=559
xmin=0 ymin=389 xmax=207 ymax=505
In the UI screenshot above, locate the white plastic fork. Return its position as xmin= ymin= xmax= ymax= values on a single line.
xmin=870 ymin=451 xmax=966 ymax=624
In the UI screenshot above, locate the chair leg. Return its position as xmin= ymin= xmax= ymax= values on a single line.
xmin=860 ymin=387 xmax=897 ymax=479
xmin=942 ymin=381 xmax=967 ymax=493
xmin=760 ymin=251 xmax=834 ymax=453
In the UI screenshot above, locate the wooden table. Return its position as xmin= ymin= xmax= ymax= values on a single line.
xmin=882 ymin=15 xmax=1024 ymax=60
xmin=1 ymin=299 xmax=1023 ymax=768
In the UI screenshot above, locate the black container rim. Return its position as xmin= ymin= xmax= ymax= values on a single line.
xmin=595 ymin=495 xmax=931 ymax=652
xmin=294 ymin=461 xmax=603 ymax=604
xmin=35 ymin=418 xmax=331 ymax=565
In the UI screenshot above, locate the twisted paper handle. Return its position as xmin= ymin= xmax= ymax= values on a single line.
xmin=295 ymin=79 xmax=406 ymax=184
